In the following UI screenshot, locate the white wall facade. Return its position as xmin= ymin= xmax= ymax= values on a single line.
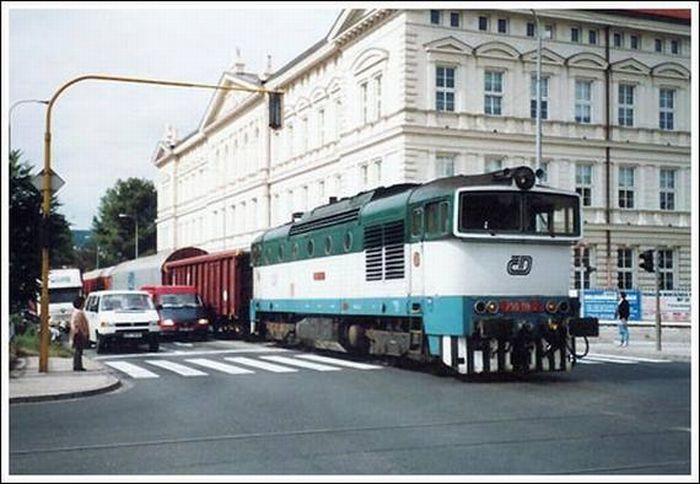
xmin=154 ymin=8 xmax=691 ymax=291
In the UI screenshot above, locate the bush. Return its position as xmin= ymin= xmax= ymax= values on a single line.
xmin=12 ymin=325 xmax=73 ymax=358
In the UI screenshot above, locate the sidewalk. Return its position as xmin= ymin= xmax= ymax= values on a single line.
xmin=9 ymin=355 xmax=121 ymax=404
xmin=587 ymin=323 xmax=692 ymax=362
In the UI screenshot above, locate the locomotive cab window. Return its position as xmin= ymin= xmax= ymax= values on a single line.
xmin=411 ymin=207 xmax=423 ymax=237
xmin=459 ymin=191 xmax=579 ymax=237
xmin=425 ymin=200 xmax=450 ymax=235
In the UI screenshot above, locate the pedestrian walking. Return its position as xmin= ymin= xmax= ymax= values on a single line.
xmin=615 ymin=291 xmax=630 ymax=347
xmin=70 ymin=296 xmax=89 ymax=371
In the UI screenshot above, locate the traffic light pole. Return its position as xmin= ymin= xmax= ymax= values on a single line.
xmin=655 ymin=250 xmax=662 ymax=351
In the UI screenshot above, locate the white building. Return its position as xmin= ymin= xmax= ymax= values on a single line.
xmin=153 ymin=8 xmax=691 ymax=291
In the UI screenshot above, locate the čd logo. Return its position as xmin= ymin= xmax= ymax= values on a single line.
xmin=507 ymin=255 xmax=533 ymax=276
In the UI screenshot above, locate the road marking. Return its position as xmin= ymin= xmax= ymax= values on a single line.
xmin=145 ymin=359 xmax=208 ymax=376
xmin=104 ymin=361 xmax=159 ymax=379
xmin=575 ymin=359 xmax=601 ymax=365
xmin=587 ymin=353 xmax=671 ymax=363
xmin=185 ymin=358 xmax=254 ymax=375
xmin=93 ymin=347 xmax=288 ymax=361
xmin=172 ymin=342 xmax=194 ymax=348
xmin=584 ymin=356 xmax=636 ymax=365
xmin=295 ymin=354 xmax=382 ymax=370
xmin=261 ymin=355 xmax=342 ymax=371
xmin=225 ymin=357 xmax=299 ymax=373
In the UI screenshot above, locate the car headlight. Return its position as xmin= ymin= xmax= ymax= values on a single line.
xmin=150 ymin=320 xmax=160 ymax=326
xmin=161 ymin=319 xmax=174 ymax=327
xmin=197 ymin=318 xmax=209 ymax=325
xmin=100 ymin=321 xmax=112 ymax=327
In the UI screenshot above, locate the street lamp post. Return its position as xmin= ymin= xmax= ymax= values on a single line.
xmin=531 ymin=9 xmax=543 ymax=168
xmin=119 ymin=213 xmax=138 ymax=259
xmin=9 ymin=99 xmax=49 ymax=152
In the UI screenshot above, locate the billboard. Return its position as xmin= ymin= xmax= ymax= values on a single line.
xmin=641 ymin=290 xmax=691 ymax=322
xmin=583 ymin=289 xmax=641 ymax=321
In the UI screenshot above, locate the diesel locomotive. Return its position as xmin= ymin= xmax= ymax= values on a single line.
xmin=250 ymin=166 xmax=599 ymax=375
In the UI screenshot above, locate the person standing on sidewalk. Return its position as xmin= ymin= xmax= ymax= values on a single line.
xmin=615 ymin=291 xmax=630 ymax=347
xmin=70 ymin=296 xmax=89 ymax=371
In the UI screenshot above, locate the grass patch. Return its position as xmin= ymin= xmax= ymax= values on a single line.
xmin=12 ymin=328 xmax=73 ymax=358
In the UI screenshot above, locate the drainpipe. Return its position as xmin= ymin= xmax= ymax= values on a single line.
xmin=604 ymin=26 xmax=612 ymax=288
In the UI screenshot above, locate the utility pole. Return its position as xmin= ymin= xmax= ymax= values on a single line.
xmin=531 ymin=9 xmax=543 ymax=168
xmin=655 ymin=250 xmax=662 ymax=351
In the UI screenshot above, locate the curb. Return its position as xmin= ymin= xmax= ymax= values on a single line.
xmin=9 ymin=379 xmax=122 ymax=405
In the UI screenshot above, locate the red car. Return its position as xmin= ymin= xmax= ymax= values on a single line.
xmin=141 ymin=285 xmax=209 ymax=340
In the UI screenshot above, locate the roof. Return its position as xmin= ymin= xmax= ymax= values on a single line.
xmin=140 ymin=285 xmax=198 ymax=295
xmin=603 ymin=9 xmax=691 ymax=24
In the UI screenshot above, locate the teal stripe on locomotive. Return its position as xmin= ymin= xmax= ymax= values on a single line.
xmin=251 ymin=295 xmax=573 ymax=356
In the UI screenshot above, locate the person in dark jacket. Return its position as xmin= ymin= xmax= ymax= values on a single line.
xmin=615 ymin=291 xmax=630 ymax=347
xmin=70 ymin=296 xmax=90 ymax=371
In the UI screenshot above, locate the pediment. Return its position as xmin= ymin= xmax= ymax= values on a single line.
xmin=199 ymin=73 xmax=261 ymax=131
xmin=652 ymin=62 xmax=690 ymax=80
xmin=351 ymin=47 xmax=389 ymax=76
xmin=521 ymin=47 xmax=564 ymax=65
xmin=566 ymin=52 xmax=607 ymax=70
xmin=611 ymin=58 xmax=651 ymax=76
xmin=424 ymin=36 xmax=473 ymax=55
xmin=151 ymin=141 xmax=172 ymax=165
xmin=327 ymin=9 xmax=368 ymax=42
xmin=474 ymin=41 xmax=520 ymax=60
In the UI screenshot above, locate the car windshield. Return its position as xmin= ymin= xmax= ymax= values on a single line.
xmin=159 ymin=293 xmax=202 ymax=308
xmin=48 ymin=287 xmax=81 ymax=304
xmin=459 ymin=191 xmax=579 ymax=237
xmin=100 ymin=294 xmax=153 ymax=311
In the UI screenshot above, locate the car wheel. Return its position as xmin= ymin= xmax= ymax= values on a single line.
xmin=148 ymin=338 xmax=160 ymax=352
xmin=96 ymin=333 xmax=106 ymax=354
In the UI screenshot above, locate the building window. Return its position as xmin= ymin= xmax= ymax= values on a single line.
xmin=658 ymin=249 xmax=674 ymax=290
xmin=588 ymin=29 xmax=597 ymax=44
xmin=436 ymin=66 xmax=455 ymax=112
xmin=617 ymin=248 xmax=634 ymax=290
xmin=655 ymin=38 xmax=663 ymax=53
xmin=630 ymin=34 xmax=639 ymax=49
xmin=530 ymin=75 xmax=548 ymax=120
xmin=544 ymin=24 xmax=554 ymax=39
xmin=613 ymin=32 xmax=622 ymax=48
xmin=484 ymin=71 xmax=503 ymax=115
xmin=575 ymin=80 xmax=592 ymax=124
xmin=485 ymin=157 xmax=502 ymax=172
xmin=478 ymin=16 xmax=488 ymax=31
xmin=436 ymin=153 xmax=455 ymax=178
xmin=526 ymin=22 xmax=535 ymax=37
xmin=497 ymin=18 xmax=507 ymax=34
xmin=318 ymin=108 xmax=325 ymax=146
xmin=430 ymin=10 xmax=440 ymax=25
xmin=574 ymin=247 xmax=592 ymax=289
xmin=659 ymin=169 xmax=675 ymax=211
xmin=618 ymin=166 xmax=635 ymax=209
xmin=361 ymin=164 xmax=368 ymax=185
xmin=671 ymin=40 xmax=679 ymax=54
xmin=618 ymin=84 xmax=635 ymax=127
xmin=659 ymin=88 xmax=675 ymax=131
xmin=375 ymin=75 xmax=382 ymax=119
xmin=571 ymin=27 xmax=580 ymax=43
xmin=576 ymin=164 xmax=593 ymax=207
xmin=361 ymin=82 xmax=368 ymax=124
xmin=450 ymin=12 xmax=460 ymax=28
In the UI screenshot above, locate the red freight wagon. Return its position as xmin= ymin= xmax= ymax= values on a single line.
xmin=162 ymin=250 xmax=252 ymax=337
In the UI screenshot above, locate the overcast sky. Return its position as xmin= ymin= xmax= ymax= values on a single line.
xmin=5 ymin=3 xmax=340 ymax=229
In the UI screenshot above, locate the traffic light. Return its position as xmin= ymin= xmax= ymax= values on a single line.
xmin=639 ymin=249 xmax=655 ymax=273
xmin=268 ymin=91 xmax=283 ymax=130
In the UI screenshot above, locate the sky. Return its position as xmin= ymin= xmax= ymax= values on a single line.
xmin=4 ymin=2 xmax=341 ymax=229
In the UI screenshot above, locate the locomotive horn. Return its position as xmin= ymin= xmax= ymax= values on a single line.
xmin=514 ymin=166 xmax=535 ymax=190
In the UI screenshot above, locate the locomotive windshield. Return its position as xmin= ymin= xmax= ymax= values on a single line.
xmin=459 ymin=191 xmax=580 ymax=237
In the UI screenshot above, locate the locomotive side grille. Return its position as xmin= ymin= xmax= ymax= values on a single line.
xmin=383 ymin=221 xmax=405 ymax=280
xmin=365 ymin=225 xmax=383 ymax=281
xmin=365 ymin=221 xmax=405 ymax=281
xmin=289 ymin=208 xmax=360 ymax=236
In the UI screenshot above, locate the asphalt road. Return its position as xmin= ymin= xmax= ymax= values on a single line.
xmin=9 ymin=338 xmax=691 ymax=476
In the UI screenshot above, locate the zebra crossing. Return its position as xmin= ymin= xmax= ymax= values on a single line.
xmin=103 ymin=353 xmax=383 ymax=379
xmin=576 ymin=353 xmax=671 ymax=365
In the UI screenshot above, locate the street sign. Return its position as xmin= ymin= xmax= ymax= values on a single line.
xmin=31 ymin=168 xmax=65 ymax=194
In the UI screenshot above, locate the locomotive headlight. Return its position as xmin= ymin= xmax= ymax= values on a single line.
xmin=474 ymin=301 xmax=487 ymax=314
xmin=557 ymin=301 xmax=570 ymax=314
xmin=486 ymin=300 xmax=499 ymax=314
xmin=545 ymin=300 xmax=558 ymax=314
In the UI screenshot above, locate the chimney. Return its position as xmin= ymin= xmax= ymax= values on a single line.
xmin=233 ymin=46 xmax=245 ymax=74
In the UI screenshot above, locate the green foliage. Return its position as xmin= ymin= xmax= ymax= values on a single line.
xmin=89 ymin=177 xmax=157 ymax=268
xmin=9 ymin=150 xmax=76 ymax=313
xmin=11 ymin=324 xmax=73 ymax=358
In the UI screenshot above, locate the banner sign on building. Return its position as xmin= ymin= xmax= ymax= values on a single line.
xmin=641 ymin=290 xmax=691 ymax=322
xmin=583 ymin=289 xmax=641 ymax=321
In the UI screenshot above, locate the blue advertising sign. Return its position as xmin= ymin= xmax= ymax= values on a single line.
xmin=583 ymin=289 xmax=641 ymax=321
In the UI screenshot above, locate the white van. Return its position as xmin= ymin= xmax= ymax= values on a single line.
xmin=83 ymin=290 xmax=161 ymax=353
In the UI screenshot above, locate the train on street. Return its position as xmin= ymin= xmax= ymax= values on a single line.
xmin=84 ymin=166 xmax=598 ymax=375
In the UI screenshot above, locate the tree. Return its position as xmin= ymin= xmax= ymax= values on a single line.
xmin=90 ymin=178 xmax=157 ymax=268
xmin=9 ymin=150 xmax=76 ymax=313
